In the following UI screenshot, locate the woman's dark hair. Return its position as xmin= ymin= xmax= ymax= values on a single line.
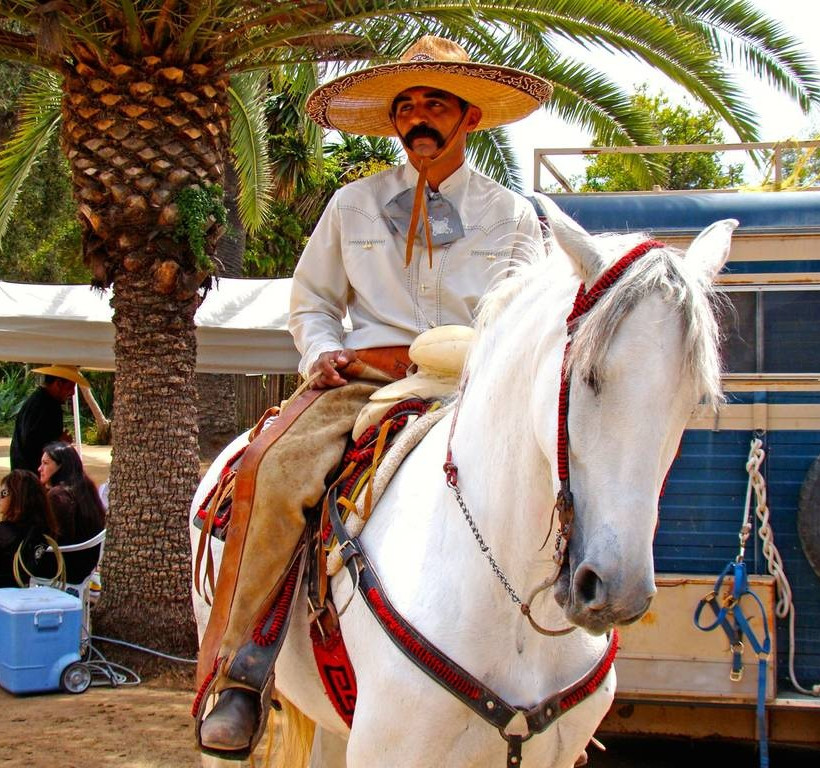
xmin=41 ymin=442 xmax=105 ymax=539
xmin=1 ymin=469 xmax=59 ymax=536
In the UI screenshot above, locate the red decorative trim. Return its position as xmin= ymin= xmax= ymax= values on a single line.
xmin=311 ymin=624 xmax=358 ymax=728
xmin=367 ymin=587 xmax=481 ymax=700
xmin=557 ymin=240 xmax=664 ymax=482
xmin=223 ymin=446 xmax=247 ymax=475
xmin=252 ymin=558 xmax=301 ymax=647
xmin=556 ymin=339 xmax=573 ymax=482
xmin=192 ymin=655 xmax=221 ymax=717
xmin=196 ymin=445 xmax=248 ymax=526
xmin=559 ymin=629 xmax=618 ymax=711
xmin=324 ymin=398 xmax=431 ymax=547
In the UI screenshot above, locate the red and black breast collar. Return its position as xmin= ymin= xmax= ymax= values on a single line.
xmin=328 ymin=484 xmax=618 ymax=767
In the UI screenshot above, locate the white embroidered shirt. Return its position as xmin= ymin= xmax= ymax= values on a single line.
xmin=289 ymin=161 xmax=545 ymax=375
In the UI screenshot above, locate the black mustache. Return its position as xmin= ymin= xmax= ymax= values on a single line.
xmin=403 ymin=124 xmax=445 ymax=147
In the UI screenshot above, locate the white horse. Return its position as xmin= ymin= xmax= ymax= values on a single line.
xmin=191 ymin=200 xmax=735 ymax=768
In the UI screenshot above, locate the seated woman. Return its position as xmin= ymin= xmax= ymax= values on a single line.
xmin=0 ymin=470 xmax=60 ymax=587
xmin=38 ymin=442 xmax=106 ymax=585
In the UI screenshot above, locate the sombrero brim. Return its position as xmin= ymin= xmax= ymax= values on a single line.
xmin=32 ymin=365 xmax=90 ymax=388
xmin=306 ymin=61 xmax=552 ymax=136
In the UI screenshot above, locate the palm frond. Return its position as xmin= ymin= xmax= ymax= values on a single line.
xmin=543 ymin=57 xmax=665 ymax=186
xmin=466 ymin=128 xmax=524 ymax=193
xmin=228 ymin=71 xmax=274 ymax=235
xmin=0 ymin=69 xmax=62 ymax=247
xmin=268 ymin=62 xmax=324 ymax=162
xmin=106 ymin=0 xmax=144 ymax=56
xmin=647 ymin=0 xmax=820 ymax=110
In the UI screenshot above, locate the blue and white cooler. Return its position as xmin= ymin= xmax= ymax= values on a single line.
xmin=0 ymin=587 xmax=85 ymax=694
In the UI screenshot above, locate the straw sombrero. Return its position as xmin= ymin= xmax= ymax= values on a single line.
xmin=306 ymin=35 xmax=552 ymax=137
xmin=32 ymin=365 xmax=90 ymax=388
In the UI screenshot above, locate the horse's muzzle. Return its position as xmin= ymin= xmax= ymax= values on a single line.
xmin=554 ymin=558 xmax=655 ymax=634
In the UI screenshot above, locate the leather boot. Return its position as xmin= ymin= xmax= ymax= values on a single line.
xmin=199 ymin=688 xmax=261 ymax=755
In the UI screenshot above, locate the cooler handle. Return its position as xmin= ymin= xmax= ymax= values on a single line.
xmin=34 ymin=610 xmax=63 ymax=630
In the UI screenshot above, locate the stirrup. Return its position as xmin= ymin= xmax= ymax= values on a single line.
xmin=194 ymin=672 xmax=277 ymax=761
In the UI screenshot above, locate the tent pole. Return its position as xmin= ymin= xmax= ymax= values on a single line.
xmin=72 ymin=390 xmax=82 ymax=459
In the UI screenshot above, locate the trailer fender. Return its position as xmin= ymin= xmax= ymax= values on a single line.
xmin=798 ymin=455 xmax=820 ymax=579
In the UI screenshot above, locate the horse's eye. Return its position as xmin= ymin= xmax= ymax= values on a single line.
xmin=585 ymin=369 xmax=601 ymax=396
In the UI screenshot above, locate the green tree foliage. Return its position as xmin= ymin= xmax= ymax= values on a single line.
xmin=245 ymin=133 xmax=399 ymax=278
xmin=581 ymin=89 xmax=745 ymax=192
xmin=326 ymin=134 xmax=401 ymax=183
xmin=0 ymin=61 xmax=84 ymax=282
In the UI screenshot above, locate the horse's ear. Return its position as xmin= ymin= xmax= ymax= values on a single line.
xmin=685 ymin=219 xmax=738 ymax=282
xmin=535 ymin=194 xmax=606 ymax=284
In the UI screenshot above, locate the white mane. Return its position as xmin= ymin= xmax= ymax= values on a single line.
xmin=471 ymin=232 xmax=724 ymax=407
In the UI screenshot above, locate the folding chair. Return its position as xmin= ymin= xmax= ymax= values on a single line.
xmin=30 ymin=529 xmax=107 ymax=650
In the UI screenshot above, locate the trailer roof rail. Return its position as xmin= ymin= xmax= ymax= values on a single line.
xmin=534 ymin=140 xmax=820 ymax=194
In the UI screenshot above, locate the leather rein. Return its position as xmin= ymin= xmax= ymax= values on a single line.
xmin=328 ymin=240 xmax=664 ymax=767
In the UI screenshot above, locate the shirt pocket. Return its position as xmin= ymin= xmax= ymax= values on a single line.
xmin=342 ymin=237 xmax=388 ymax=271
xmin=469 ymin=248 xmax=510 ymax=264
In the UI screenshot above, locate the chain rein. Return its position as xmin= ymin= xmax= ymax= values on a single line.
xmin=446 ymin=474 xmax=524 ymax=607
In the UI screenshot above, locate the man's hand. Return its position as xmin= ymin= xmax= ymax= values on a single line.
xmin=309 ymin=349 xmax=358 ymax=389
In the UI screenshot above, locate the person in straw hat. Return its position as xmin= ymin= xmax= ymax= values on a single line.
xmin=196 ymin=35 xmax=551 ymax=757
xmin=9 ymin=365 xmax=89 ymax=474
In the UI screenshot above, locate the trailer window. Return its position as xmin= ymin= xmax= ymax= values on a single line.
xmin=719 ymin=290 xmax=820 ymax=374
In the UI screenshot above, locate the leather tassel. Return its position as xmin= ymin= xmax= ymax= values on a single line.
xmin=405 ymin=159 xmax=435 ymax=268
xmin=396 ymin=108 xmax=470 ymax=270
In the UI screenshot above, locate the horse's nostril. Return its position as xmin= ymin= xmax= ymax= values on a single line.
xmin=574 ymin=563 xmax=605 ymax=608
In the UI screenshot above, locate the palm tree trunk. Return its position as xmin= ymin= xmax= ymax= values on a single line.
xmin=195 ymin=373 xmax=237 ymax=459
xmin=97 ymin=269 xmax=200 ymax=653
xmin=58 ymin=50 xmax=230 ymax=652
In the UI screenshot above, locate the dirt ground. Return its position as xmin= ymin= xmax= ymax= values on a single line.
xmin=1 ymin=658 xmax=817 ymax=768
xmin=2 ymin=438 xmax=212 ymax=766
xmin=0 ymin=671 xmax=203 ymax=767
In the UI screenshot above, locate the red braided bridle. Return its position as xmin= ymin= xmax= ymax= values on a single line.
xmin=552 ymin=239 xmax=665 ymax=561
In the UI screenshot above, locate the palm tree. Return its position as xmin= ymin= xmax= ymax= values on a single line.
xmin=0 ymin=2 xmax=817 ymax=653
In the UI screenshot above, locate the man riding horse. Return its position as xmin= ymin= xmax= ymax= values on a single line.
xmin=195 ymin=35 xmax=552 ymax=759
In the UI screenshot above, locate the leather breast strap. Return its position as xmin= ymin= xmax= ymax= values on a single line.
xmin=327 ymin=483 xmax=618 ymax=768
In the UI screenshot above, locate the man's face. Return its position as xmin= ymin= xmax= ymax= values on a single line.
xmin=391 ymin=87 xmax=472 ymax=157
xmin=53 ymin=379 xmax=76 ymax=404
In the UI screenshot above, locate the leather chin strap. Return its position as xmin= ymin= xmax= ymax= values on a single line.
xmin=391 ymin=108 xmax=470 ymax=269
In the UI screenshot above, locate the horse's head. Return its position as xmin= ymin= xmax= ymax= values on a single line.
xmin=540 ymin=199 xmax=735 ymax=634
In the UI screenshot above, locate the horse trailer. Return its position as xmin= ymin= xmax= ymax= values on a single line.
xmin=542 ymin=186 xmax=820 ymax=749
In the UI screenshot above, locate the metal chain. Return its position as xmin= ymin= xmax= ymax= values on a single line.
xmin=448 ymin=481 xmax=523 ymax=606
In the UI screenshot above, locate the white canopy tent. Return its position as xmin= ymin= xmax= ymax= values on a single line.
xmin=0 ymin=277 xmax=301 ymax=374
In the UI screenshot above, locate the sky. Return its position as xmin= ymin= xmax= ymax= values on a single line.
xmin=507 ymin=0 xmax=820 ymax=191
